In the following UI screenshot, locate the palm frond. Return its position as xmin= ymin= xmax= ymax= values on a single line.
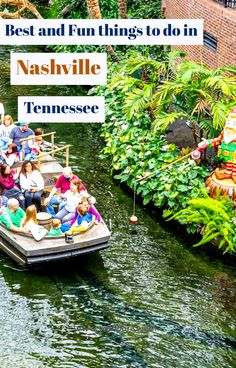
xmin=209 ymin=100 xmax=229 ymax=130
xmin=152 ymin=111 xmax=187 ymax=133
xmin=154 ymin=81 xmax=185 ymax=105
xmin=110 ymin=73 xmax=143 ymax=91
xmin=198 ymin=119 xmax=220 ymax=138
xmin=202 ymin=76 xmax=236 ymax=97
xmin=123 ymin=88 xmax=151 ymax=120
xmin=177 ymin=61 xmax=210 ymax=83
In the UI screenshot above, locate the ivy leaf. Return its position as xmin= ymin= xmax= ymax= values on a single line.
xmin=178 ymin=185 xmax=189 ymax=192
xmin=143 ymin=194 xmax=153 ymax=205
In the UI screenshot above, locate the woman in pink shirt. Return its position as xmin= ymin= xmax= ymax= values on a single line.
xmin=44 ymin=166 xmax=85 ymax=217
xmin=0 ymin=164 xmax=25 ymax=209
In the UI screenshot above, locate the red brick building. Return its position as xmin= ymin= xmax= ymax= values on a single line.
xmin=162 ymin=0 xmax=236 ymax=68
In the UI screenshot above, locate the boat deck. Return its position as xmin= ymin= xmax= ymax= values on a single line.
xmin=0 ymin=220 xmax=110 ymax=265
xmin=0 ymin=153 xmax=111 ymax=266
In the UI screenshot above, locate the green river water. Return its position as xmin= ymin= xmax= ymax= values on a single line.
xmin=0 ymin=46 xmax=236 ymax=368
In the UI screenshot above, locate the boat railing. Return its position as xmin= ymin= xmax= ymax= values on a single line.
xmin=38 ymin=145 xmax=71 ymax=166
xmin=20 ymin=131 xmax=56 ymax=160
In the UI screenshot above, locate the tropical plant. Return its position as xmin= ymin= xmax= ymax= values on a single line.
xmin=168 ymin=189 xmax=236 ymax=254
xmin=152 ymin=63 xmax=236 ymax=138
xmin=90 ymin=63 xmax=210 ymax=217
xmin=110 ymin=49 xmax=236 ymax=140
xmin=109 ymin=49 xmax=186 ymax=120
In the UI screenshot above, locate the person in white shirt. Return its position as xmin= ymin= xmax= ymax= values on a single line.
xmin=19 ymin=160 xmax=44 ymax=211
xmin=21 ymin=204 xmax=47 ymax=241
xmin=0 ymin=115 xmax=16 ymax=151
xmin=55 ymin=178 xmax=96 ymax=223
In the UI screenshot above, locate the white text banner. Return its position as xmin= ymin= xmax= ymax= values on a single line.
xmin=11 ymin=53 xmax=107 ymax=85
xmin=18 ymin=96 xmax=105 ymax=123
xmin=0 ymin=19 xmax=203 ymax=45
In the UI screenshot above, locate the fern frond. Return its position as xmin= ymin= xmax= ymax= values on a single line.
xmin=194 ymin=232 xmax=221 ymax=247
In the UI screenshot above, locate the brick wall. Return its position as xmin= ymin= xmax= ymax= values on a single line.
xmin=162 ymin=0 xmax=236 ymax=68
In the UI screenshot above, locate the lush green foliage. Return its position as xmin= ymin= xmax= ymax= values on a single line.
xmin=90 ymin=56 xmax=236 ymax=254
xmin=168 ymin=189 xmax=236 ymax=254
xmin=110 ymin=51 xmax=236 ymax=139
xmin=90 ymin=62 xmax=210 ymax=218
xmin=153 ymin=63 xmax=236 ymax=136
xmin=109 ymin=49 xmax=185 ymax=118
xmin=127 ymin=0 xmax=162 ymax=19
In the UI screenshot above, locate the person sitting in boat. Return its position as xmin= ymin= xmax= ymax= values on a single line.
xmin=19 ymin=161 xmax=44 ymax=211
xmin=24 ymin=127 xmax=47 ymax=160
xmin=69 ymin=204 xmax=93 ymax=233
xmin=8 ymin=122 xmax=34 ymax=154
xmin=0 ymin=164 xmax=25 ymax=209
xmin=44 ymin=167 xmax=85 ymax=218
xmin=32 ymin=127 xmax=49 ymax=150
xmin=21 ymin=204 xmax=47 ymax=241
xmin=48 ymin=218 xmax=63 ymax=237
xmin=0 ymin=115 xmax=16 ymax=151
xmin=61 ymin=197 xmax=101 ymax=232
xmin=0 ymin=144 xmax=20 ymax=167
xmin=61 ymin=203 xmax=93 ymax=233
xmin=0 ymin=195 xmax=8 ymax=208
xmin=55 ymin=179 xmax=95 ymax=224
xmin=24 ymin=135 xmax=44 ymax=161
xmin=0 ymin=198 xmax=29 ymax=234
xmin=77 ymin=196 xmax=101 ymax=223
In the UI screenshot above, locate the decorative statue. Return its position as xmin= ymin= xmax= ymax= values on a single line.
xmin=192 ymin=108 xmax=236 ymax=183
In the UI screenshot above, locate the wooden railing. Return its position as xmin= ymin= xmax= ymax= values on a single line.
xmin=38 ymin=145 xmax=71 ymax=167
xmin=20 ymin=131 xmax=56 ymax=160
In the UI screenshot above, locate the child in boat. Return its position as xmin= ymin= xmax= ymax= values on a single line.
xmin=25 ymin=136 xmax=43 ymax=160
xmin=0 ymin=115 xmax=16 ymax=151
xmin=78 ymin=197 xmax=101 ymax=223
xmin=2 ymin=144 xmax=20 ymax=167
xmin=48 ymin=218 xmax=63 ymax=237
xmin=60 ymin=197 xmax=101 ymax=233
xmin=70 ymin=204 xmax=93 ymax=233
xmin=21 ymin=204 xmax=47 ymax=240
xmin=61 ymin=203 xmax=93 ymax=233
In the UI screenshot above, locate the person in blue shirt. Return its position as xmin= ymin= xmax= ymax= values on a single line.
xmin=9 ymin=122 xmax=34 ymax=154
xmin=61 ymin=204 xmax=92 ymax=233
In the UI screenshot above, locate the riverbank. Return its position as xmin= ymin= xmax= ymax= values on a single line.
xmin=90 ymin=51 xmax=236 ymax=255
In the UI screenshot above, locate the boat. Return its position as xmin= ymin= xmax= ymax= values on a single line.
xmin=0 ymin=132 xmax=111 ymax=266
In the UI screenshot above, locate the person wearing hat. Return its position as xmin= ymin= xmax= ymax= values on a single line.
xmin=8 ymin=122 xmax=34 ymax=153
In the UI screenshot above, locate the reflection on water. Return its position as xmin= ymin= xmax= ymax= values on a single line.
xmin=0 ymin=47 xmax=236 ymax=368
